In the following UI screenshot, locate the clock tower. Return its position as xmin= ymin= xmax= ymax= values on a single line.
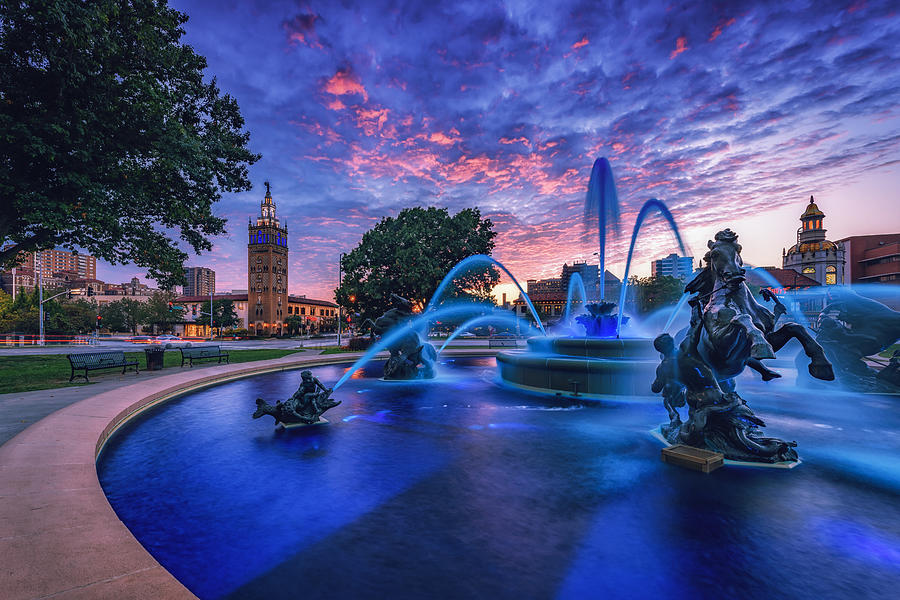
xmin=248 ymin=182 xmax=289 ymax=335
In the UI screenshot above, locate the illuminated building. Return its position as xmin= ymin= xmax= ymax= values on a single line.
xmin=247 ymin=182 xmax=289 ymax=336
xmin=782 ymin=196 xmax=844 ymax=286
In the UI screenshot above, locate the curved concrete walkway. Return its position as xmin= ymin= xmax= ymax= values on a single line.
xmin=0 ymin=349 xmax=496 ymax=599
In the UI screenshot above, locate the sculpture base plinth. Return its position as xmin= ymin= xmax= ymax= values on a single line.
xmin=650 ymin=428 xmax=801 ymax=470
xmin=661 ymin=445 xmax=724 ymax=473
xmin=277 ymin=417 xmax=329 ymax=430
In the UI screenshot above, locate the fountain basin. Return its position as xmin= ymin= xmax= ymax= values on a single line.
xmin=496 ymin=336 xmax=657 ymax=398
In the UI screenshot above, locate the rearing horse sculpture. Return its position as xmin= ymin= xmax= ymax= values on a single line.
xmin=684 ymin=228 xmax=834 ymax=386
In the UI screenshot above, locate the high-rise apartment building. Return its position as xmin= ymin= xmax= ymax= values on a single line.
xmin=247 ymin=182 xmax=289 ymax=336
xmin=651 ymin=253 xmax=695 ymax=281
xmin=184 ymin=267 xmax=216 ymax=297
xmin=20 ymin=249 xmax=96 ymax=279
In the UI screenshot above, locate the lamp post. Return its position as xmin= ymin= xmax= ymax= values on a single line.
xmin=337 ymin=252 xmax=344 ymax=348
xmin=37 ymin=253 xmax=44 ymax=346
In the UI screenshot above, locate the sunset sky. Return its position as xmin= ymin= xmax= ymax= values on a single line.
xmin=99 ymin=0 xmax=900 ymax=302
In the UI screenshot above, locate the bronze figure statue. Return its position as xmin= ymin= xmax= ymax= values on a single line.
xmin=364 ymin=293 xmax=437 ymax=380
xmin=654 ymin=229 xmax=831 ymax=463
xmin=253 ymin=370 xmax=341 ymax=426
xmin=798 ymin=288 xmax=900 ymax=392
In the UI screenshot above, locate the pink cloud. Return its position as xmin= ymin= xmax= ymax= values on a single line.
xmin=669 ymin=36 xmax=689 ymax=59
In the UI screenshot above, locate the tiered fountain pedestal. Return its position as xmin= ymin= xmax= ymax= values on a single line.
xmin=496 ymin=336 xmax=657 ymax=399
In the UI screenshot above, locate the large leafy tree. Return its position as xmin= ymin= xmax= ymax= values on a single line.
xmin=144 ymin=290 xmax=183 ymax=333
xmin=336 ymin=207 xmax=500 ymax=324
xmin=194 ymin=299 xmax=239 ymax=330
xmin=0 ymin=0 xmax=259 ymax=288
xmin=100 ymin=297 xmax=147 ymax=333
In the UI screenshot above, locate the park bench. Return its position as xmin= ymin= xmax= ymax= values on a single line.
xmin=180 ymin=345 xmax=230 ymax=367
xmin=68 ymin=351 xmax=140 ymax=382
xmin=488 ymin=337 xmax=518 ymax=348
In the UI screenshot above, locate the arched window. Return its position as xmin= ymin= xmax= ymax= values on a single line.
xmin=825 ymin=265 xmax=837 ymax=285
xmin=802 ymin=267 xmax=815 ymax=275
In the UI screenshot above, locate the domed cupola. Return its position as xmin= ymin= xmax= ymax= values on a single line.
xmin=782 ymin=195 xmax=844 ymax=286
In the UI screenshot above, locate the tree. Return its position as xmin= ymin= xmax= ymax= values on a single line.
xmin=335 ymin=207 xmax=500 ymax=324
xmin=47 ymin=298 xmax=95 ymax=334
xmin=285 ymin=315 xmax=304 ymax=337
xmin=195 ymin=299 xmax=239 ymax=330
xmin=628 ymin=275 xmax=684 ymax=314
xmin=100 ymin=298 xmax=148 ymax=334
xmin=144 ymin=291 xmax=183 ymax=333
xmin=0 ymin=1 xmax=259 ymax=288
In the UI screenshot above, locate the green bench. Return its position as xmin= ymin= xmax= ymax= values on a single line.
xmin=180 ymin=345 xmax=230 ymax=367
xmin=68 ymin=351 xmax=140 ymax=382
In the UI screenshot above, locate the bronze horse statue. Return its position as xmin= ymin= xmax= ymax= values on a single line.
xmin=684 ymin=229 xmax=834 ymax=387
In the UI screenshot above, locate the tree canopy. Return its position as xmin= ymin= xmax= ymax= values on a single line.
xmin=0 ymin=0 xmax=259 ymax=288
xmin=194 ymin=299 xmax=240 ymax=330
xmin=628 ymin=275 xmax=685 ymax=314
xmin=335 ymin=206 xmax=500 ymax=324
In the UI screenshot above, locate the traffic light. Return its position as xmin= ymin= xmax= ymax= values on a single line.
xmin=66 ymin=291 xmax=72 ymax=299
xmin=167 ymin=301 xmax=174 ymax=310
xmin=87 ymin=287 xmax=94 ymax=296
xmin=96 ymin=315 xmax=102 ymax=325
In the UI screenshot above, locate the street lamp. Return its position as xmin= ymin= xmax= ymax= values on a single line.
xmin=337 ymin=252 xmax=345 ymax=348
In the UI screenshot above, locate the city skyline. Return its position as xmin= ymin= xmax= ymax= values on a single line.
xmin=97 ymin=0 xmax=900 ymax=300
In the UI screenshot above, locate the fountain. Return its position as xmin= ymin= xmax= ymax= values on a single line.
xmin=495 ymin=158 xmax=686 ymax=398
xmin=94 ymin=156 xmax=900 ymax=598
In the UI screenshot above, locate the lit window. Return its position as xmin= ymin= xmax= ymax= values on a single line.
xmin=802 ymin=267 xmax=815 ymax=275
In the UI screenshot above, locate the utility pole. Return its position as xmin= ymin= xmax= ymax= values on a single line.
xmin=337 ymin=253 xmax=344 ymax=347
xmin=11 ymin=266 xmax=15 ymax=302
xmin=210 ymin=287 xmax=214 ymax=340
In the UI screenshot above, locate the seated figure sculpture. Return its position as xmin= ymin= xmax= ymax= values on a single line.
xmin=653 ymin=228 xmax=833 ymax=463
xmin=575 ymin=301 xmax=628 ymax=337
xmin=253 ymin=370 xmax=341 ymax=426
xmin=364 ymin=293 xmax=437 ymax=380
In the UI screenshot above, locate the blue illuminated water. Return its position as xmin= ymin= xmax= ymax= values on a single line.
xmin=98 ymin=359 xmax=900 ymax=599
xmin=616 ymin=198 xmax=688 ymax=336
xmin=585 ymin=157 xmax=620 ymax=301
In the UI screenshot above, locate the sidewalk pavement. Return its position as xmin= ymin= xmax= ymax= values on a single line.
xmin=0 ymin=364 xmax=239 ymax=447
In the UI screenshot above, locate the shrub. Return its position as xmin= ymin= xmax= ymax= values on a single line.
xmin=347 ymin=336 xmax=373 ymax=351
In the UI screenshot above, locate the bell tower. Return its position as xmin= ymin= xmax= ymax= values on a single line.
xmin=248 ymin=182 xmax=289 ymax=336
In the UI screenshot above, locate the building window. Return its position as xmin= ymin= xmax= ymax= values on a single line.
xmin=802 ymin=267 xmax=815 ymax=275
xmin=825 ymin=265 xmax=836 ymax=285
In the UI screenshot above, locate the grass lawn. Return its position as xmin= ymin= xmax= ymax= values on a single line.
xmin=0 ymin=349 xmax=303 ymax=394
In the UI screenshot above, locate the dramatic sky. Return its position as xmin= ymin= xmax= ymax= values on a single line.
xmin=100 ymin=0 xmax=900 ymax=301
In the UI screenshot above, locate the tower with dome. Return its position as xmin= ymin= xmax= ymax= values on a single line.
xmin=782 ymin=195 xmax=844 ymax=286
